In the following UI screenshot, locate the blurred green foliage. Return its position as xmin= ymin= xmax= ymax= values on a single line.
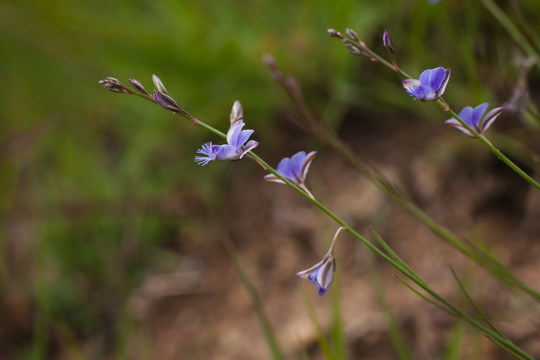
xmin=1 ymin=0 xmax=540 ymax=358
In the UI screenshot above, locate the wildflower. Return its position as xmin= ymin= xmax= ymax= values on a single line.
xmin=445 ymin=103 xmax=504 ymax=137
xmin=194 ymin=104 xmax=259 ymax=166
xmin=403 ymin=67 xmax=451 ymax=101
xmin=264 ymin=150 xmax=316 ymax=197
xmin=297 ymin=227 xmax=345 ymax=296
xmin=263 ymin=151 xmax=316 ymax=186
xmin=297 ymin=253 xmax=335 ymax=295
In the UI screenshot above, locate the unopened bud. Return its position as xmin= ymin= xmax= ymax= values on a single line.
xmin=345 ymin=44 xmax=361 ymax=55
xmin=327 ymin=28 xmax=344 ymax=39
xmin=129 ymin=79 xmax=150 ymax=96
xmin=230 ymin=100 xmax=244 ymax=124
xmin=99 ymin=77 xmax=128 ymax=93
xmin=345 ymin=28 xmax=359 ymax=42
xmin=153 ymin=90 xmax=183 ymax=113
xmin=152 ymin=74 xmax=168 ymax=94
xmin=383 ymin=29 xmax=394 ymax=54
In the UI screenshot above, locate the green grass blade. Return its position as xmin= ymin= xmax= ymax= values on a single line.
xmin=225 ymin=241 xmax=285 ymax=360
xmin=301 ymin=286 xmax=336 ymax=360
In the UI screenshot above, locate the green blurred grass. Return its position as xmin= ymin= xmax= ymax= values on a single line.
xmin=1 ymin=0 xmax=540 ymax=358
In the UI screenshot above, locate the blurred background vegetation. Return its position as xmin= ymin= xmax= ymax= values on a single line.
xmin=1 ymin=0 xmax=540 ymax=358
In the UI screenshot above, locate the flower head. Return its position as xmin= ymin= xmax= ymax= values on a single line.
xmin=264 ymin=151 xmax=316 ymax=186
xmin=195 ymin=102 xmax=259 ymax=166
xmin=445 ymin=103 xmax=504 ymax=137
xmin=403 ymin=67 xmax=451 ymax=101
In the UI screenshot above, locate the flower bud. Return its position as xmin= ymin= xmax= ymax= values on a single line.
xmin=153 ymin=90 xmax=183 ymax=113
xmin=383 ymin=29 xmax=394 ymax=54
xmin=99 ymin=77 xmax=128 ymax=93
xmin=345 ymin=28 xmax=359 ymax=42
xmin=129 ymin=78 xmax=150 ymax=96
xmin=230 ymin=100 xmax=244 ymax=124
xmin=152 ymin=74 xmax=168 ymax=94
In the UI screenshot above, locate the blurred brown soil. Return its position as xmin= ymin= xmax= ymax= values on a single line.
xmin=127 ymin=111 xmax=540 ymax=360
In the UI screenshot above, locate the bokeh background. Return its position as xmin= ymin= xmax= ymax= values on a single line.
xmin=2 ymin=0 xmax=540 ymax=359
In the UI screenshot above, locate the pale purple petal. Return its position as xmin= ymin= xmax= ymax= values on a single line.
xmin=214 ymin=144 xmax=240 ymax=161
xmin=300 ymin=151 xmax=317 ymax=182
xmin=434 ymin=68 xmax=451 ymax=97
xmin=238 ymin=140 xmax=259 ymax=159
xmin=458 ymin=106 xmax=475 ymax=128
xmin=226 ymin=120 xmax=245 ymax=146
xmin=480 ymin=106 xmax=504 ymax=133
xmin=471 ymin=103 xmax=489 ymax=127
xmin=445 ymin=118 xmax=474 ymax=137
xmin=276 ymin=157 xmax=296 ymax=181
xmin=428 ymin=67 xmax=447 ymax=90
xmin=289 ymin=151 xmax=307 ymax=181
xmin=234 ymin=129 xmax=254 ymax=148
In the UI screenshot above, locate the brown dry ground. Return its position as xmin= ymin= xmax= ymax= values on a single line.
xmin=126 ymin=111 xmax=540 ymax=360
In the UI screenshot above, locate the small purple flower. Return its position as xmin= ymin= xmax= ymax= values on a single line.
xmin=297 ymin=227 xmax=345 ymax=296
xmin=263 ymin=151 xmax=316 ymax=186
xmin=403 ymin=67 xmax=451 ymax=101
xmin=445 ymin=103 xmax=504 ymax=137
xmin=195 ymin=119 xmax=259 ymax=166
xmin=297 ymin=253 xmax=335 ymax=295
xmin=264 ymin=151 xmax=317 ymax=198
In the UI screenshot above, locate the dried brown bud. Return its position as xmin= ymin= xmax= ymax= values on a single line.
xmin=153 ymin=90 xmax=183 ymax=113
xmin=99 ymin=77 xmax=129 ymax=93
xmin=383 ymin=29 xmax=394 ymax=54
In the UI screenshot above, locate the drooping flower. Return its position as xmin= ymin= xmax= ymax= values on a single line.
xmin=297 ymin=227 xmax=345 ymax=296
xmin=264 ymin=151 xmax=316 ymax=186
xmin=445 ymin=103 xmax=504 ymax=137
xmin=194 ymin=104 xmax=259 ymax=166
xmin=297 ymin=253 xmax=335 ymax=295
xmin=403 ymin=67 xmax=451 ymax=101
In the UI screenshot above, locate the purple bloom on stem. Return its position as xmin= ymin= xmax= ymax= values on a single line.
xmin=195 ymin=118 xmax=259 ymax=166
xmin=297 ymin=227 xmax=345 ymax=296
xmin=264 ymin=150 xmax=317 ymax=198
xmin=297 ymin=253 xmax=335 ymax=295
xmin=403 ymin=67 xmax=451 ymax=101
xmin=445 ymin=103 xmax=504 ymax=137
xmin=264 ymin=151 xmax=316 ymax=186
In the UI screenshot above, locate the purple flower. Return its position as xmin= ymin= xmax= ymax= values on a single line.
xmin=195 ymin=119 xmax=259 ymax=166
xmin=264 ymin=151 xmax=317 ymax=198
xmin=297 ymin=227 xmax=345 ymax=296
xmin=263 ymin=151 xmax=316 ymax=186
xmin=403 ymin=67 xmax=451 ymax=101
xmin=297 ymin=253 xmax=335 ymax=295
xmin=445 ymin=103 xmax=504 ymax=137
